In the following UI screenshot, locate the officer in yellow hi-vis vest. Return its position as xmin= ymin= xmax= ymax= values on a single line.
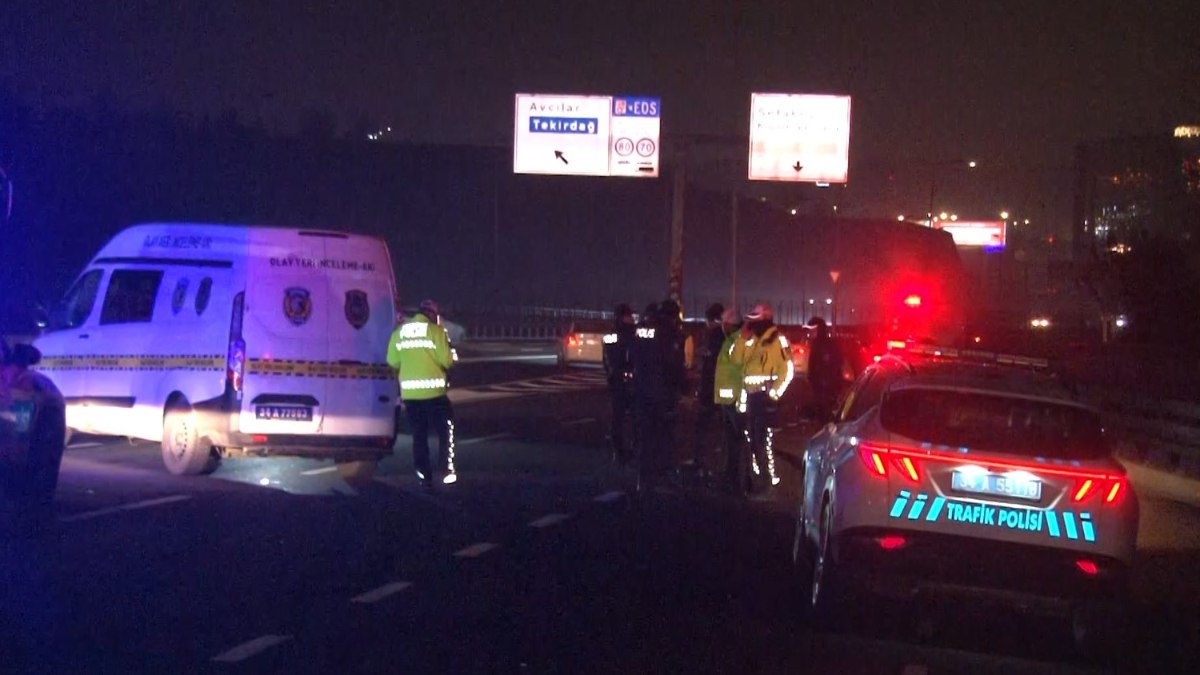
xmin=387 ymin=299 xmax=458 ymax=487
xmin=737 ymin=303 xmax=793 ymax=493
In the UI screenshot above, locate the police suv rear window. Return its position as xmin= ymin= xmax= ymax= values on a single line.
xmin=880 ymin=388 xmax=1106 ymax=460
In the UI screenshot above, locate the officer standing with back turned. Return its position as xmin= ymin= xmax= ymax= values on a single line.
xmin=602 ymin=303 xmax=637 ymax=465
xmin=387 ymin=299 xmax=458 ymax=488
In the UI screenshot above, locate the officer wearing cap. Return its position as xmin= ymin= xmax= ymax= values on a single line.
xmin=736 ymin=303 xmax=793 ymax=493
xmin=602 ymin=303 xmax=637 ymax=464
xmin=387 ymin=299 xmax=458 ymax=487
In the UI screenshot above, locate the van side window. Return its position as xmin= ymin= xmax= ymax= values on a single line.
xmin=195 ymin=277 xmax=213 ymax=315
xmin=100 ymin=270 xmax=164 ymax=325
xmin=48 ymin=269 xmax=104 ymax=331
xmin=171 ymin=278 xmax=190 ymax=315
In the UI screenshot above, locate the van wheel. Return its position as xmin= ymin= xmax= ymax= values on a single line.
xmin=161 ymin=401 xmax=219 ymax=476
xmin=336 ymin=458 xmax=379 ymax=486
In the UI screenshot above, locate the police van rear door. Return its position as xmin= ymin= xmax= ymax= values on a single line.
xmin=239 ymin=230 xmax=331 ymax=436
xmin=319 ymin=233 xmax=396 ymax=439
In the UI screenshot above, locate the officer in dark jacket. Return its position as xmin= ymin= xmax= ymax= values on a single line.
xmin=630 ymin=303 xmax=674 ymax=487
xmin=657 ymin=298 xmax=688 ymax=401
xmin=690 ymin=302 xmax=726 ymax=473
xmin=806 ymin=317 xmax=844 ymax=421
xmin=602 ymin=303 xmax=636 ymax=464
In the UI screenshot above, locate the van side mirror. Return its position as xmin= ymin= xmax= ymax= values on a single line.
xmin=11 ymin=343 xmax=41 ymax=367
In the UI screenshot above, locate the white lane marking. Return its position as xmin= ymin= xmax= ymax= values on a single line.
xmin=211 ymin=635 xmax=293 ymax=663
xmin=67 ymin=442 xmax=105 ymax=449
xmin=453 ymin=542 xmax=499 ymax=558
xmin=350 ymin=581 xmax=412 ymax=604
xmin=459 ymin=433 xmax=512 ymax=446
xmin=901 ymin=666 xmax=929 ymax=675
xmin=593 ymin=490 xmax=624 ymax=503
xmin=529 ymin=513 xmax=571 ymax=528
xmin=300 ymin=466 xmax=339 ymax=476
xmin=562 ymin=417 xmax=596 ymax=427
xmin=58 ymin=495 xmax=193 ymax=524
xmin=448 ymin=389 xmax=516 ymax=404
xmin=456 ymin=355 xmax=556 ymax=364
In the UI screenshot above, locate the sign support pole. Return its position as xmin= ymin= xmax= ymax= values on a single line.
xmin=730 ymin=187 xmax=738 ymax=309
xmin=668 ymin=155 xmax=685 ymax=303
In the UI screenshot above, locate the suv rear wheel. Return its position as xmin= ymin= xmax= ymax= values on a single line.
xmin=809 ymin=499 xmax=849 ymax=625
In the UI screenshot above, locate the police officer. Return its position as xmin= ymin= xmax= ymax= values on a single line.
xmin=806 ymin=317 xmax=844 ymax=422
xmin=602 ymin=303 xmax=636 ymax=464
xmin=738 ymin=303 xmax=793 ymax=493
xmin=386 ymin=299 xmax=458 ymax=487
xmin=691 ymin=302 xmax=726 ymax=474
xmin=713 ymin=308 xmax=746 ymax=492
xmin=630 ymin=303 xmax=674 ymax=488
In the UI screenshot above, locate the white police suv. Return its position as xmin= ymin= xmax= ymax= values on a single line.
xmin=793 ymin=343 xmax=1138 ymax=654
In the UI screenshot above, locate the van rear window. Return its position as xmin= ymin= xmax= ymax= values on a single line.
xmin=100 ymin=270 xmax=164 ymax=325
xmin=880 ymin=388 xmax=1107 ymax=460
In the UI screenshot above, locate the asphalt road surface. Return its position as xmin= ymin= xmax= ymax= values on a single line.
xmin=2 ymin=361 xmax=1199 ymax=674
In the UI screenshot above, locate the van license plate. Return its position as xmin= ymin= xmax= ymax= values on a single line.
xmin=255 ymin=406 xmax=313 ymax=421
xmin=951 ymin=471 xmax=1042 ymax=501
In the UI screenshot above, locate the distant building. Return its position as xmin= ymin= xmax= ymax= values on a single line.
xmin=1073 ymin=126 xmax=1200 ymax=260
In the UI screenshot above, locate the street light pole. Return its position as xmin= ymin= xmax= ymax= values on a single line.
xmin=731 ymin=187 xmax=738 ymax=309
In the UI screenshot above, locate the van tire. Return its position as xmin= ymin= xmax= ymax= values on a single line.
xmin=161 ymin=401 xmax=219 ymax=476
xmin=336 ymin=458 xmax=379 ymax=486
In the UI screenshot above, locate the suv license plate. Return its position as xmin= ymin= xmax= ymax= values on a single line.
xmin=255 ymin=405 xmax=313 ymax=422
xmin=951 ymin=470 xmax=1042 ymax=501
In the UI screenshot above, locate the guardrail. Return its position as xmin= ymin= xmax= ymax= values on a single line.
xmin=464 ymin=323 xmax=566 ymax=341
xmin=1099 ymin=391 xmax=1200 ymax=479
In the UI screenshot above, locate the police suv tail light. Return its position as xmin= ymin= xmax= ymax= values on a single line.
xmin=1072 ymin=478 xmax=1096 ymax=503
xmin=858 ymin=442 xmax=921 ymax=483
xmin=858 ymin=444 xmax=888 ymax=477
xmin=566 ymin=334 xmax=580 ymax=348
xmin=877 ymin=535 xmax=907 ymax=551
xmin=1074 ymin=559 xmax=1100 ymax=576
xmin=1103 ymin=478 xmax=1126 ymax=505
xmin=894 ymin=456 xmax=921 ymax=483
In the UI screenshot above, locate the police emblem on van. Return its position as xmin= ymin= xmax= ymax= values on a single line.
xmin=345 ymin=289 xmax=370 ymax=329
xmin=284 ymin=287 xmax=312 ymax=326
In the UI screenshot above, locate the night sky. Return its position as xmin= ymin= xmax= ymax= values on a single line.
xmin=3 ymin=1 xmax=1197 ymax=228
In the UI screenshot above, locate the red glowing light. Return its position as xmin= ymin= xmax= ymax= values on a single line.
xmin=1075 ymin=559 xmax=1099 ymax=576
xmin=903 ymin=294 xmax=922 ymax=308
xmin=1104 ymin=480 xmax=1124 ymax=504
xmin=878 ymin=535 xmax=907 ymax=551
xmin=1073 ymin=479 xmax=1095 ymax=502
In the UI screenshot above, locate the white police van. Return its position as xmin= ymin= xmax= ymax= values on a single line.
xmin=34 ymin=223 xmax=398 ymax=480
